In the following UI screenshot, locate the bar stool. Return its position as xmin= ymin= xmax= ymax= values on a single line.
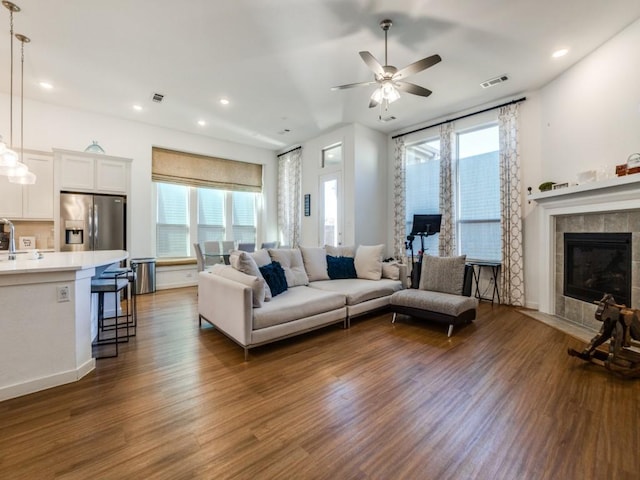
xmin=91 ymin=270 xmax=130 ymax=359
xmin=100 ymin=262 xmax=138 ymax=337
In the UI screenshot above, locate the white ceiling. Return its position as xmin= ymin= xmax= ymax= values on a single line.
xmin=2 ymin=0 xmax=640 ymax=151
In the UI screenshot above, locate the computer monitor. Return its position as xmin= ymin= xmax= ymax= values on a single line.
xmin=410 ymin=214 xmax=442 ymax=236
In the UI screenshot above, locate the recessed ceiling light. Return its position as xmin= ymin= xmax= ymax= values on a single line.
xmin=197 ymin=120 xmax=206 ymax=126
xmin=133 ymin=104 xmax=143 ymax=111
xmin=39 ymin=81 xmax=53 ymax=90
xmin=552 ymin=48 xmax=569 ymax=58
xmin=219 ymin=98 xmax=230 ymax=105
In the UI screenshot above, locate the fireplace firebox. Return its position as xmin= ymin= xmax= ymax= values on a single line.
xmin=564 ymin=233 xmax=631 ymax=306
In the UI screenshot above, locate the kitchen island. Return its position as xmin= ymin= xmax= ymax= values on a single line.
xmin=0 ymin=250 xmax=128 ymax=401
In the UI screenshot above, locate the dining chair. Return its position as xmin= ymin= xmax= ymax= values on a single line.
xmin=237 ymin=242 xmax=255 ymax=252
xmin=221 ymin=241 xmax=236 ymax=254
xmin=193 ymin=243 xmax=205 ymax=272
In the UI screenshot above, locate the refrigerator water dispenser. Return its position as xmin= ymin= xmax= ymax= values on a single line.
xmin=65 ymin=220 xmax=84 ymax=245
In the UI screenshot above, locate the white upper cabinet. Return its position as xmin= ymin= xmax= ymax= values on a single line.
xmin=55 ymin=149 xmax=131 ymax=194
xmin=0 ymin=151 xmax=54 ymax=220
xmin=23 ymin=152 xmax=55 ymax=219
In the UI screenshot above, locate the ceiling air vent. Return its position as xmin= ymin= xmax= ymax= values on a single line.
xmin=151 ymin=93 xmax=165 ymax=103
xmin=480 ymin=75 xmax=509 ymax=89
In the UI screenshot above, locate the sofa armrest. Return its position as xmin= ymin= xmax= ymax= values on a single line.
xmin=198 ymin=271 xmax=253 ymax=346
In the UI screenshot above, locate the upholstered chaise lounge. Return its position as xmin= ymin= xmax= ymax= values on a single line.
xmin=390 ymin=255 xmax=478 ymax=337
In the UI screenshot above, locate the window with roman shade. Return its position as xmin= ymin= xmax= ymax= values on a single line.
xmin=152 ymin=147 xmax=263 ymax=258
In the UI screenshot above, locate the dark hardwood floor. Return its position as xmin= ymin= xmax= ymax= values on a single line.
xmin=1 ymin=287 xmax=639 ymax=479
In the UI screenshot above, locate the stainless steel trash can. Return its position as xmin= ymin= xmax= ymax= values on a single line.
xmin=131 ymin=257 xmax=156 ymax=294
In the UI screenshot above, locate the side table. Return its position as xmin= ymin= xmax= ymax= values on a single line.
xmin=467 ymin=261 xmax=501 ymax=305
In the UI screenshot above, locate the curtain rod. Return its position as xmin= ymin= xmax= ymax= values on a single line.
xmin=277 ymin=145 xmax=302 ymax=157
xmin=391 ymin=96 xmax=527 ymax=140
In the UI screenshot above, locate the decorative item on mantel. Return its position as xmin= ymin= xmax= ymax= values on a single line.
xmin=538 ymin=181 xmax=556 ymax=192
xmin=616 ymin=153 xmax=640 ymax=176
xmin=84 ymin=140 xmax=105 ymax=154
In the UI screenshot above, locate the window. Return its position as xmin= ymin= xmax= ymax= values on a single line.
xmin=404 ymin=123 xmax=501 ymax=262
xmin=197 ymin=188 xmax=225 ymax=242
xmin=232 ymin=191 xmax=256 ymax=243
xmin=456 ymin=125 xmax=501 ymax=261
xmin=322 ymin=144 xmax=342 ymax=168
xmin=155 ymin=182 xmax=258 ymax=258
xmin=156 ymin=183 xmax=189 ymax=257
xmin=405 ymin=138 xmax=440 ymax=255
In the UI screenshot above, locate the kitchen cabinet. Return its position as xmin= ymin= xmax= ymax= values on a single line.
xmin=0 ymin=151 xmax=54 ymax=220
xmin=55 ymin=149 xmax=131 ymax=194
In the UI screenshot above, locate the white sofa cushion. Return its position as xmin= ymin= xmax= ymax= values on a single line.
xmin=354 ymin=244 xmax=384 ymax=280
xmin=309 ymin=278 xmax=402 ymax=306
xmin=209 ymin=264 xmax=266 ymax=308
xmin=268 ymin=248 xmax=309 ymax=287
xmin=250 ymin=248 xmax=272 ymax=267
xmin=299 ymin=246 xmax=330 ymax=281
xmin=419 ymin=254 xmax=466 ymax=295
xmin=253 ymin=286 xmax=345 ymax=330
xmin=230 ymin=250 xmax=272 ymax=301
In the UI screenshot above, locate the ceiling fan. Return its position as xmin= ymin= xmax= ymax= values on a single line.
xmin=331 ymin=19 xmax=441 ymax=109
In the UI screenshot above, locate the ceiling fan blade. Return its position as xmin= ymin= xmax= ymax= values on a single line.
xmin=331 ymin=80 xmax=378 ymax=91
xmin=396 ymin=81 xmax=432 ymax=97
xmin=359 ymin=51 xmax=385 ymax=76
xmin=393 ymin=54 xmax=442 ymax=80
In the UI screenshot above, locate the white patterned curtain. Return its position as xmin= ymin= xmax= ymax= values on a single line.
xmin=392 ymin=137 xmax=407 ymax=259
xmin=438 ymin=122 xmax=456 ymax=256
xmin=498 ymin=104 xmax=524 ymax=306
xmin=277 ymin=148 xmax=302 ymax=247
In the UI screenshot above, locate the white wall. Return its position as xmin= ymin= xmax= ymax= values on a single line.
xmin=522 ymin=17 xmax=640 ymax=308
xmin=298 ymin=122 xmax=388 ymax=250
xmin=299 ymin=123 xmax=353 ymax=247
xmin=0 ymin=96 xmax=278 ymax=261
xmin=538 ymin=18 xmax=640 ymax=183
xmin=353 ymin=124 xmax=388 ymax=248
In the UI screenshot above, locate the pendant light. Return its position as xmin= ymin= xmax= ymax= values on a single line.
xmin=1 ymin=0 xmax=34 ymax=183
xmin=8 ymin=32 xmax=35 ymax=184
xmin=0 ymin=1 xmax=19 ymax=172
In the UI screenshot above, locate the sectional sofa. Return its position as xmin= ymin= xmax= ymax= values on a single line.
xmin=198 ymin=245 xmax=407 ymax=359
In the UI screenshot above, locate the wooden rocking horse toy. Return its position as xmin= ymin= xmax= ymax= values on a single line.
xmin=568 ymin=293 xmax=640 ymax=378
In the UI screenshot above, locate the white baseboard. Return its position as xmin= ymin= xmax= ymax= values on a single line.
xmin=0 ymin=358 xmax=95 ymax=402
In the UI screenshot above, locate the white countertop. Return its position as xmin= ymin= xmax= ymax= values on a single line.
xmin=0 ymin=250 xmax=128 ymax=274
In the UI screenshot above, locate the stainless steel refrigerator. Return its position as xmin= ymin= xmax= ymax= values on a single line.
xmin=60 ymin=192 xmax=126 ymax=251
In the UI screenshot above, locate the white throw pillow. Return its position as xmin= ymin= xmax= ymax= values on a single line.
xmin=382 ymin=260 xmax=401 ymax=280
xmin=250 ymin=248 xmax=271 ymax=267
xmin=354 ymin=244 xmax=385 ymax=280
xmin=325 ymin=245 xmax=356 ymax=258
xmin=268 ymin=248 xmax=310 ymax=287
xmin=209 ymin=264 xmax=266 ymax=308
xmin=229 ymin=250 xmax=272 ymax=301
xmin=299 ymin=246 xmax=330 ymax=282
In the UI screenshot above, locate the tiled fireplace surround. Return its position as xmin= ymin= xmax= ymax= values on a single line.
xmin=534 ymin=176 xmax=640 ymax=333
xmin=554 ymin=212 xmax=640 ymax=331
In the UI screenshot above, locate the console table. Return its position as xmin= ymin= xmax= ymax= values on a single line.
xmin=467 ymin=260 xmax=501 ymax=305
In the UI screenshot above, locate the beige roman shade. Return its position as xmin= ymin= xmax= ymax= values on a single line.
xmin=152 ymin=147 xmax=262 ymax=192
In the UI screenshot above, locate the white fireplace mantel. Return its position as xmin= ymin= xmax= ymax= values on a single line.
xmin=532 ymin=174 xmax=640 ymax=314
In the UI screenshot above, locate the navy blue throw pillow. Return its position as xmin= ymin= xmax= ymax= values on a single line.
xmin=259 ymin=261 xmax=288 ymax=297
xmin=326 ymin=255 xmax=357 ymax=279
